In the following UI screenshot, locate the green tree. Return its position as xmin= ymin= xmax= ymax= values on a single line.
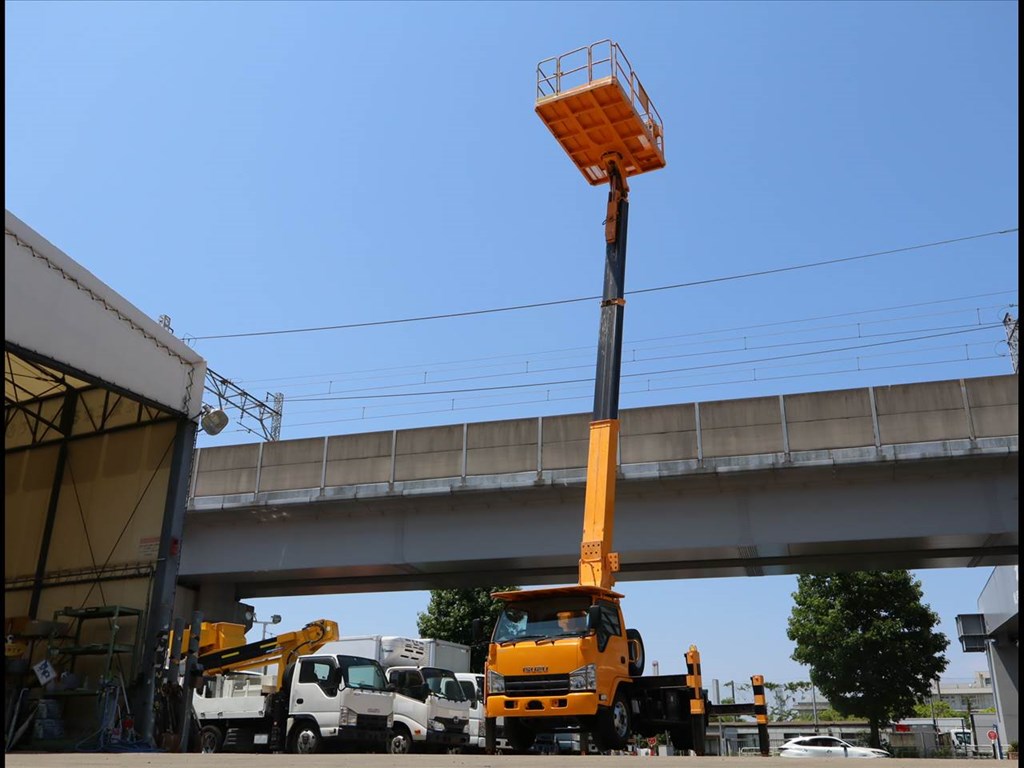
xmin=787 ymin=571 xmax=949 ymax=748
xmin=912 ymin=700 xmax=960 ymax=719
xmin=817 ymin=707 xmax=856 ymax=722
xmin=765 ymin=681 xmax=813 ymax=721
xmin=417 ymin=586 xmax=516 ymax=671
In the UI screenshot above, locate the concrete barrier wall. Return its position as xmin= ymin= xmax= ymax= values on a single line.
xmin=541 ymin=413 xmax=591 ymax=470
xmin=966 ymin=376 xmax=1019 ymax=438
xmin=467 ymin=417 xmax=537 ymax=475
xmin=701 ymin=395 xmax=784 ymax=457
xmin=193 ymin=443 xmax=260 ymax=496
xmin=325 ymin=431 xmax=391 ymax=486
xmin=259 ymin=437 xmax=324 ymax=492
xmin=395 ymin=424 xmax=462 ymax=481
xmin=875 ymin=380 xmax=970 ymax=444
xmin=786 ymin=388 xmax=875 ymax=451
xmin=620 ymin=404 xmax=698 ymax=463
xmin=190 ymin=375 xmax=1019 ymax=499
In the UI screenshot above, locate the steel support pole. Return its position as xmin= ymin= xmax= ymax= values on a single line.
xmin=28 ymin=389 xmax=78 ymax=618
xmin=139 ymin=418 xmax=198 ymax=743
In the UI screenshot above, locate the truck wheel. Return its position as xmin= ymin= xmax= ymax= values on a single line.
xmin=626 ymin=628 xmax=645 ymax=677
xmin=199 ymin=725 xmax=224 ymax=754
xmin=504 ymin=718 xmax=535 ymax=754
xmin=388 ymin=724 xmax=413 ymax=755
xmin=593 ymin=692 xmax=632 ymax=752
xmin=290 ymin=722 xmax=323 ymax=754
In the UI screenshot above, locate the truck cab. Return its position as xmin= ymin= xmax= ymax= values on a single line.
xmin=385 ymin=665 xmax=470 ymax=753
xmin=484 ymin=585 xmax=643 ymax=753
xmin=285 ymin=653 xmax=394 ymax=752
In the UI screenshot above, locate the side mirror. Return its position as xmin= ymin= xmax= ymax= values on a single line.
xmin=472 ymin=618 xmax=483 ymax=644
xmin=588 ymin=605 xmax=602 ymax=630
xmin=386 ymin=683 xmax=397 ymax=693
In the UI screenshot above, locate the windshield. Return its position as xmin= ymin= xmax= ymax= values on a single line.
xmin=336 ymin=655 xmax=388 ymax=691
xmin=423 ymin=667 xmax=467 ymax=702
xmin=492 ymin=595 xmax=592 ymax=643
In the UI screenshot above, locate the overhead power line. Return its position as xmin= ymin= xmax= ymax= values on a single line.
xmin=284 ymin=319 xmax=1002 ymax=400
xmin=190 ymin=228 xmax=1018 ymax=341
xmin=234 ymin=290 xmax=1017 ymax=388
xmin=275 ymin=353 xmax=1004 ymax=432
xmin=288 ymin=323 xmax=1004 ymax=402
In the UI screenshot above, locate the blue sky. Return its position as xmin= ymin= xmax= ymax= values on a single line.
xmin=6 ymin=1 xmax=1017 ymax=692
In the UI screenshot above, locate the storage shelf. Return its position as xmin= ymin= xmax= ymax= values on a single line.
xmin=56 ymin=605 xmax=142 ymax=620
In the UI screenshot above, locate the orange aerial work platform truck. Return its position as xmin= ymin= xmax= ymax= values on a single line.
xmin=477 ymin=41 xmax=768 ymax=756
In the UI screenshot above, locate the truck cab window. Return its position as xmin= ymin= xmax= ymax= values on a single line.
xmin=298 ymin=659 xmax=338 ymax=696
xmin=337 ymin=655 xmax=387 ymax=691
xmin=595 ymin=601 xmax=622 ymax=651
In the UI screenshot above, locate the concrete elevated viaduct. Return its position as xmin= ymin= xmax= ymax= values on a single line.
xmin=177 ymin=374 xmax=1018 ymax=618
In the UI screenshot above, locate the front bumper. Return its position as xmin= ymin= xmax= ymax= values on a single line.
xmin=486 ymin=691 xmax=600 ymax=718
xmin=424 ymin=730 xmax=469 ymax=747
xmin=329 ymin=726 xmax=389 ymax=743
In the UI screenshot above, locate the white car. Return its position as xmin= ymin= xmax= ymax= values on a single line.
xmin=779 ymin=736 xmax=890 ymax=758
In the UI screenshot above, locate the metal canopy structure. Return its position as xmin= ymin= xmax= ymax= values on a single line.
xmin=4 ymin=210 xmax=206 ymax=746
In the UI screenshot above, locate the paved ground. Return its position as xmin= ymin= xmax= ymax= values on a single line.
xmin=2 ymin=755 xmax=1003 ymax=768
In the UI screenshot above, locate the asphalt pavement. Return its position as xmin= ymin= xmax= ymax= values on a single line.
xmin=2 ymin=754 xmax=1002 ymax=768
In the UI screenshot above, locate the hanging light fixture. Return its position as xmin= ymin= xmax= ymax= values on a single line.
xmin=200 ymin=404 xmax=229 ymax=436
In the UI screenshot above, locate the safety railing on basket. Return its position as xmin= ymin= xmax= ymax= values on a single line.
xmin=535 ymin=40 xmax=664 ymax=155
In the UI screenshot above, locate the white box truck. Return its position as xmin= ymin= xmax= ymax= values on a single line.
xmin=420 ymin=638 xmax=471 ymax=673
xmin=324 ymin=636 xmax=470 ymax=754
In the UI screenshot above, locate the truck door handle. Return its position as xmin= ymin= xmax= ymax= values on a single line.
xmin=296 ymin=698 xmax=303 ymax=704
xmin=620 ymin=657 xmax=626 ymax=663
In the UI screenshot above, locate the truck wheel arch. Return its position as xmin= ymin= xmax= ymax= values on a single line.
xmin=288 ymin=717 xmax=323 ymax=754
xmin=198 ymin=724 xmax=225 ymax=753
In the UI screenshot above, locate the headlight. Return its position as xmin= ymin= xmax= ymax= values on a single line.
xmin=568 ymin=664 xmax=596 ymax=691
xmin=338 ymin=706 xmax=359 ymax=727
xmin=428 ymin=718 xmax=445 ymax=732
xmin=487 ymin=669 xmax=505 ymax=694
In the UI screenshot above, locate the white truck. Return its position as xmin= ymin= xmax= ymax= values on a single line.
xmin=419 ymin=638 xmax=471 ymax=674
xmin=454 ymin=670 xmax=513 ymax=754
xmin=189 ymin=620 xmax=394 ymax=754
xmin=411 ymin=639 xmax=508 ymax=754
xmin=326 ymin=635 xmax=470 ymax=754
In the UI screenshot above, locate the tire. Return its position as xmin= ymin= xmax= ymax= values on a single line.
xmin=592 ymin=691 xmax=632 ymax=752
xmin=626 ymin=628 xmax=645 ymax=677
xmin=198 ymin=725 xmax=224 ymax=754
xmin=504 ymin=717 xmax=535 ymax=754
xmin=290 ymin=722 xmax=323 ymax=754
xmin=387 ymin=724 xmax=413 ymax=755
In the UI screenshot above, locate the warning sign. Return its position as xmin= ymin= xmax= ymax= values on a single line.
xmin=138 ymin=536 xmax=160 ymax=559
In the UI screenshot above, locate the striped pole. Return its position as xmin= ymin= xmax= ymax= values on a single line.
xmin=752 ymin=675 xmax=769 ymax=756
xmin=686 ymin=645 xmax=706 ymax=756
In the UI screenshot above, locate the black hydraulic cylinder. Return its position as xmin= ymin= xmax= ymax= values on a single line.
xmin=592 ymin=191 xmax=629 ymax=421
